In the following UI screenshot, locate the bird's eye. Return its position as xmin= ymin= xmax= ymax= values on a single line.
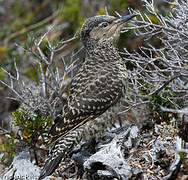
xmin=101 ymin=22 xmax=108 ymax=28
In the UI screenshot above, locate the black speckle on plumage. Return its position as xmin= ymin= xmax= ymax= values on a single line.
xmin=38 ymin=14 xmax=136 ymax=180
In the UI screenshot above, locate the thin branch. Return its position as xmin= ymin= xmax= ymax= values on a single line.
xmin=0 ymin=127 xmax=11 ymax=135
xmin=118 ymin=100 xmax=150 ymax=114
xmin=149 ymin=75 xmax=182 ymax=96
xmin=161 ymin=107 xmax=188 ymax=115
xmin=4 ymin=10 xmax=59 ymax=44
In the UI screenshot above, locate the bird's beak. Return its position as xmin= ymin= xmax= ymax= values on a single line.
xmin=118 ymin=14 xmax=136 ymax=25
xmin=105 ymin=14 xmax=136 ymax=43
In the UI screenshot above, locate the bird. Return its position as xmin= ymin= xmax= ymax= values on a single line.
xmin=38 ymin=13 xmax=136 ymax=180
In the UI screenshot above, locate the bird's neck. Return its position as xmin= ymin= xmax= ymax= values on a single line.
xmin=85 ymin=38 xmax=120 ymax=62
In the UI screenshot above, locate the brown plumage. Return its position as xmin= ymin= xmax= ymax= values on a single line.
xmin=39 ymin=14 xmax=136 ymax=180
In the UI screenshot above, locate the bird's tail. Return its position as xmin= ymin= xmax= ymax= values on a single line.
xmin=38 ymin=126 xmax=85 ymax=180
xmin=38 ymin=153 xmax=63 ymax=180
xmin=38 ymin=108 xmax=117 ymax=179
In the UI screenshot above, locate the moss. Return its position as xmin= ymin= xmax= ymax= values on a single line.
xmin=0 ymin=69 xmax=6 ymax=80
xmin=0 ymin=46 xmax=7 ymax=61
xmin=60 ymin=0 xmax=82 ymax=31
xmin=96 ymin=7 xmax=106 ymax=15
xmin=12 ymin=106 xmax=53 ymax=144
xmin=24 ymin=66 xmax=39 ymax=83
xmin=111 ymin=0 xmax=128 ymax=12
xmin=149 ymin=93 xmax=179 ymax=122
xmin=0 ymin=107 xmax=53 ymax=166
xmin=0 ymin=134 xmax=16 ymax=166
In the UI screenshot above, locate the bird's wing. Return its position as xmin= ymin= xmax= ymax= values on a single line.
xmin=47 ymin=59 xmax=123 ymax=146
xmin=47 ymin=88 xmax=123 ymax=146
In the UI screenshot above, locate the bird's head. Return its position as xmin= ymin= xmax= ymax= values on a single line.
xmin=81 ymin=14 xmax=136 ymax=47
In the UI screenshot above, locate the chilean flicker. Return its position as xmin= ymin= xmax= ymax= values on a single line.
xmin=39 ymin=13 xmax=136 ymax=179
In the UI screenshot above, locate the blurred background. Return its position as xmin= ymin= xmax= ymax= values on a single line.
xmin=1 ymin=1 xmax=188 ymax=179
xmin=0 ymin=0 xmax=170 ymax=128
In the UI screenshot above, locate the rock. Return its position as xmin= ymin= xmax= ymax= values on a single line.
xmin=1 ymin=151 xmax=49 ymax=180
xmin=84 ymin=125 xmax=139 ymax=179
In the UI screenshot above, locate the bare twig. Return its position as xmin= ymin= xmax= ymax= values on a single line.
xmin=4 ymin=10 xmax=59 ymax=44
xmin=161 ymin=107 xmax=188 ymax=115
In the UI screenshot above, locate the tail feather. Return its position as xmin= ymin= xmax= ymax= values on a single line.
xmin=38 ymin=154 xmax=63 ymax=180
xmin=39 ymin=105 xmax=120 ymax=179
xmin=38 ymin=126 xmax=84 ymax=179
